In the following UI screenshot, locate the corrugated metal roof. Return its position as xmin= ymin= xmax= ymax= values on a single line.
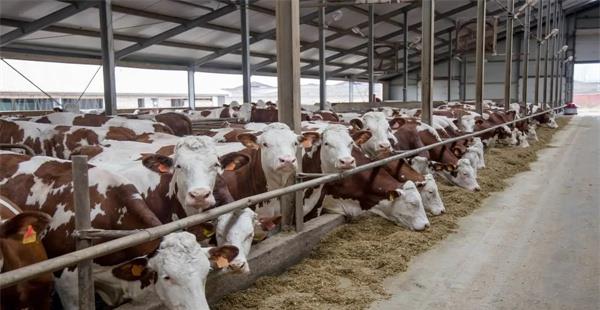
xmin=0 ymin=0 xmax=596 ymax=81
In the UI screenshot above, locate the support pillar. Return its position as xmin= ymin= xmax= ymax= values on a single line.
xmin=447 ymin=31 xmax=453 ymax=102
xmin=368 ymin=4 xmax=374 ymax=103
xmin=241 ymin=0 xmax=251 ymax=105
xmin=543 ymin=0 xmax=552 ymax=108
xmin=421 ymin=0 xmax=434 ymax=125
xmin=475 ymin=0 xmax=486 ymax=114
xmin=522 ymin=5 xmax=531 ymax=105
xmin=318 ymin=0 xmax=326 ymax=110
xmin=403 ymin=12 xmax=408 ymax=102
xmin=504 ymin=0 xmax=515 ymax=111
xmin=187 ymin=67 xmax=195 ymax=109
xmin=99 ymin=0 xmax=117 ymax=115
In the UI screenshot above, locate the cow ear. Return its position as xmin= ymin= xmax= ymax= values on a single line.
xmin=141 ymin=154 xmax=173 ymax=174
xmin=0 ymin=211 xmax=51 ymax=242
xmin=112 ymin=257 xmax=155 ymax=282
xmin=452 ymin=148 xmax=463 ymax=157
xmin=237 ymin=133 xmax=259 ymax=149
xmin=349 ymin=118 xmax=364 ymax=130
xmin=300 ymin=132 xmax=320 ymax=148
xmin=388 ymin=117 xmax=405 ymax=129
xmin=475 ymin=119 xmax=484 ymax=125
xmin=208 ymin=245 xmax=239 ymax=269
xmin=429 ymin=162 xmax=445 ymax=171
xmin=415 ymin=181 xmax=426 ymax=189
xmin=444 ymin=164 xmax=457 ymax=172
xmin=219 ymin=153 xmax=250 ymax=171
xmin=352 ymin=131 xmax=372 ymax=145
xmin=452 ymin=119 xmax=460 ymax=126
xmin=186 ymin=222 xmax=216 ymax=242
xmin=259 ymin=215 xmax=282 ymax=232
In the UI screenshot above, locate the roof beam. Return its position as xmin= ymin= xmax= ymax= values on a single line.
xmin=192 ymin=6 xmax=339 ymax=68
xmin=115 ymin=4 xmax=237 ymax=59
xmin=0 ymin=1 xmax=97 ymax=47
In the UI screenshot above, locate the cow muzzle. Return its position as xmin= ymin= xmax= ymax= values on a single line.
xmin=336 ymin=157 xmax=356 ymax=170
xmin=186 ymin=188 xmax=215 ymax=209
xmin=276 ymin=155 xmax=297 ymax=170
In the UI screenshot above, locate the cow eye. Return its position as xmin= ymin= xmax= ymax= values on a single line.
xmin=214 ymin=163 xmax=221 ymax=168
xmin=294 ymin=141 xmax=299 ymax=146
xmin=262 ymin=142 xmax=268 ymax=148
xmin=176 ymin=164 xmax=181 ymax=169
xmin=324 ymin=142 xmax=329 ymax=146
xmin=162 ymin=275 xmax=171 ymax=281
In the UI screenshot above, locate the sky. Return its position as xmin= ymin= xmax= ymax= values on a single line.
xmin=0 ymin=59 xmax=343 ymax=95
xmin=574 ymin=63 xmax=600 ymax=83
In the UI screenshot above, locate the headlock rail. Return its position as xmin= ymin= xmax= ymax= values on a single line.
xmin=0 ymin=105 xmax=564 ymax=289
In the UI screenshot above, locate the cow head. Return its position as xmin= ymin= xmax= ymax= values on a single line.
xmin=461 ymin=147 xmax=482 ymax=176
xmin=409 ymin=156 xmax=430 ymax=175
xmin=215 ymin=208 xmax=256 ymax=274
xmin=415 ymin=174 xmax=445 ymax=216
xmin=319 ymin=125 xmax=370 ymax=172
xmin=351 ymin=112 xmax=396 ymax=159
xmin=238 ymin=123 xmax=319 ymax=188
xmin=527 ymin=124 xmax=539 ymax=142
xmin=0 ymin=211 xmax=52 ymax=271
xmin=112 ymin=232 xmax=238 ymax=310
xmin=443 ymin=159 xmax=480 ymax=191
xmin=142 ymin=136 xmax=224 ymax=211
xmin=370 ymin=181 xmax=430 ymax=231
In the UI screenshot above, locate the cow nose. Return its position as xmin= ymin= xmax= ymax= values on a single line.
xmin=474 ymin=186 xmax=481 ymax=192
xmin=339 ymin=157 xmax=355 ymax=166
xmin=379 ymin=142 xmax=391 ymax=149
xmin=189 ymin=188 xmax=212 ymax=199
xmin=425 ymin=222 xmax=431 ymax=229
xmin=278 ymin=156 xmax=296 ymax=164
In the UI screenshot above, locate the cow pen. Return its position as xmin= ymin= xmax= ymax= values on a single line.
xmin=0 ymin=105 xmax=564 ymax=307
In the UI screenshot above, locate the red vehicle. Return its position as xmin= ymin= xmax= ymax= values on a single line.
xmin=564 ymin=102 xmax=578 ymax=115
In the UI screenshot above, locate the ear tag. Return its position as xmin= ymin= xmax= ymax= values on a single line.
xmin=215 ymin=256 xmax=229 ymax=268
xmin=203 ymin=227 xmax=215 ymax=238
xmin=224 ymin=162 xmax=237 ymax=171
xmin=22 ymin=225 xmax=36 ymax=244
xmin=388 ymin=192 xmax=395 ymax=201
xmin=131 ymin=264 xmax=144 ymax=277
xmin=158 ymin=164 xmax=170 ymax=173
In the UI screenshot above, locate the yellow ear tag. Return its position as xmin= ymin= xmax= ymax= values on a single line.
xmin=215 ymin=256 xmax=229 ymax=269
xmin=388 ymin=193 xmax=394 ymax=201
xmin=131 ymin=264 xmax=144 ymax=277
xmin=22 ymin=225 xmax=36 ymax=244
xmin=203 ymin=227 xmax=215 ymax=238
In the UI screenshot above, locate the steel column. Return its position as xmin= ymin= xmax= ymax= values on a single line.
xmin=368 ymin=4 xmax=375 ymax=103
xmin=403 ymin=12 xmax=408 ymax=102
xmin=99 ymin=0 xmax=117 ymax=115
xmin=543 ymin=0 xmax=552 ymax=108
xmin=187 ymin=67 xmax=195 ymax=110
xmin=504 ymin=0 xmax=515 ymax=111
xmin=475 ymin=0 xmax=486 ymax=114
xmin=241 ymin=0 xmax=252 ymax=105
xmin=461 ymin=56 xmax=467 ymax=101
xmin=554 ymin=8 xmax=563 ymax=107
xmin=549 ymin=0 xmax=558 ymax=107
xmin=522 ymin=5 xmax=531 ymax=105
xmin=421 ymin=0 xmax=434 ymax=125
xmin=349 ymin=77 xmax=354 ymax=102
xmin=447 ymin=31 xmax=453 ymax=102
xmin=534 ymin=0 xmax=544 ymax=106
xmin=318 ymin=0 xmax=327 ymax=110
xmin=276 ymin=0 xmax=302 ymax=232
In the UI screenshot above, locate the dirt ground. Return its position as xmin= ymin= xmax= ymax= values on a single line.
xmin=216 ymin=117 xmax=571 ymax=310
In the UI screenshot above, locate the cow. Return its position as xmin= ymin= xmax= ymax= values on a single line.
xmin=219 ymin=123 xmax=320 ymax=220
xmin=0 ymin=151 xmax=240 ymax=309
xmin=188 ymin=106 xmax=239 ymax=120
xmin=30 ymin=112 xmax=174 ymax=135
xmin=1 ymin=195 xmax=53 ymax=310
xmin=149 ymin=112 xmax=192 ymax=136
xmin=349 ymin=112 xmax=396 ymax=159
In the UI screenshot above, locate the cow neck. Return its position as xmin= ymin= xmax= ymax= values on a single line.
xmin=250 ymin=148 xmax=269 ymax=193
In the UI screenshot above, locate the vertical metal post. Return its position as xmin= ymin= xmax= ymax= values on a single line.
xmin=368 ymin=4 xmax=374 ymax=103
xmin=241 ymin=0 xmax=252 ymax=106
xmin=568 ymin=15 xmax=576 ymax=103
xmin=99 ymin=0 xmax=116 ymax=115
xmin=403 ymin=12 xmax=408 ymax=102
xmin=522 ymin=5 xmax=531 ymax=105
xmin=187 ymin=66 xmax=195 ymax=110
xmin=421 ymin=0 xmax=434 ymax=125
xmin=475 ymin=0 xmax=486 ymax=114
xmin=276 ymin=0 xmax=302 ymax=232
xmin=460 ymin=55 xmax=467 ymax=101
xmin=318 ymin=0 xmax=326 ymax=110
xmin=72 ymin=156 xmax=94 ymax=310
xmin=447 ymin=31 xmax=453 ymax=102
xmin=554 ymin=8 xmax=562 ymax=107
xmin=504 ymin=0 xmax=515 ymax=111
xmin=549 ymin=0 xmax=558 ymax=107
xmin=516 ymin=35 xmax=521 ymax=101
xmin=349 ymin=77 xmax=354 ymax=102
xmin=543 ymin=0 xmax=552 ymax=108
xmin=534 ymin=0 xmax=544 ymax=106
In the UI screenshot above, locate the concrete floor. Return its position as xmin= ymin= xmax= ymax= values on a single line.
xmin=370 ymin=115 xmax=600 ymax=310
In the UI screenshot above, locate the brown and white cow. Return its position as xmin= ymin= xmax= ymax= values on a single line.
xmin=0 ymin=152 xmax=239 ymax=309
xmin=0 ymin=195 xmax=53 ymax=310
xmin=30 ymin=112 xmax=174 ymax=135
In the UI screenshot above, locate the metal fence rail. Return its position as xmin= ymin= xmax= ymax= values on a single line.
xmin=0 ymin=105 xmax=564 ymax=289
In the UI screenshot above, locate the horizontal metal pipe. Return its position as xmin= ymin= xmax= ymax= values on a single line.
xmin=0 ymin=105 xmax=564 ymax=289
xmin=0 ymin=143 xmax=36 ymax=156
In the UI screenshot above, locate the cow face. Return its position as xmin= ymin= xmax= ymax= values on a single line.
xmin=445 ymin=159 xmax=480 ymax=191
xmin=458 ymin=114 xmax=477 ymax=132
xmin=416 ymin=174 xmax=445 ymax=216
xmin=461 ymin=147 xmax=482 ymax=174
xmin=143 ymin=136 xmax=223 ymax=211
xmin=370 ymin=181 xmax=430 ymax=231
xmin=320 ymin=125 xmax=369 ymax=172
xmin=409 ymin=156 xmax=430 ymax=175
xmin=238 ymin=123 xmax=319 ymax=187
xmin=527 ymin=124 xmax=539 ymax=142
xmin=113 ymin=232 xmax=238 ymax=310
xmin=351 ymin=112 xmax=396 ymax=159
xmin=215 ymin=208 xmax=256 ymax=274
